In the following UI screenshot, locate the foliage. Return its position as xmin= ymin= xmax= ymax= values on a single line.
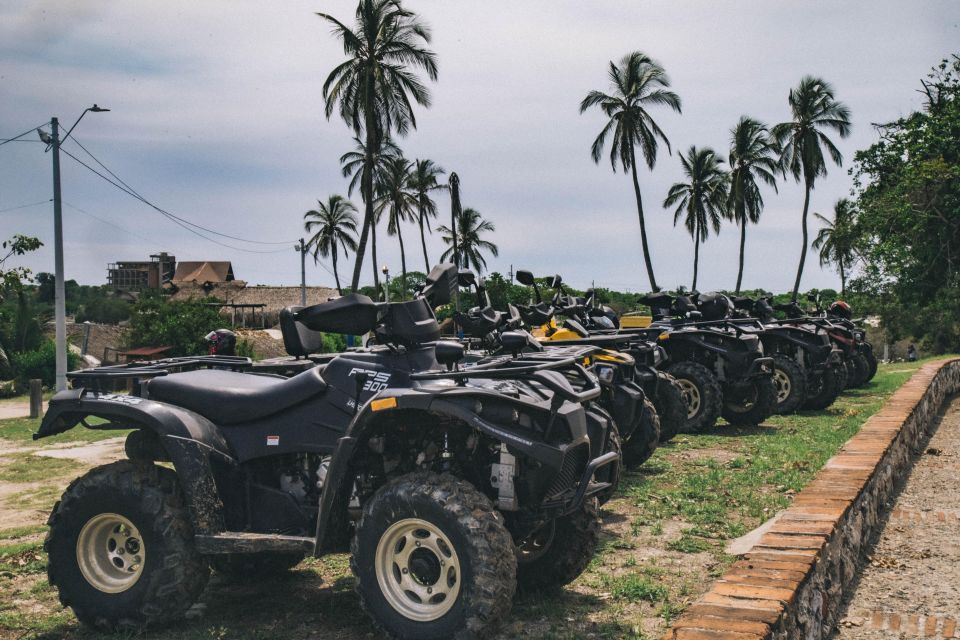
xmin=127 ymin=294 xmax=226 ymax=357
xmin=9 ymin=339 xmax=79 ymax=389
xmin=408 ymin=158 xmax=447 ymax=272
xmin=580 ymin=51 xmax=682 ymax=292
xmin=812 ymin=198 xmax=858 ymax=295
xmin=304 ymin=195 xmax=360 ymax=295
xmin=438 ymin=208 xmax=498 ymax=273
xmin=850 ymin=55 xmax=960 ymax=352
xmin=0 ymin=235 xmax=43 ymax=299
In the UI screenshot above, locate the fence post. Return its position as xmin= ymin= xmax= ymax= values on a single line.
xmin=29 ymin=379 xmax=43 ymax=418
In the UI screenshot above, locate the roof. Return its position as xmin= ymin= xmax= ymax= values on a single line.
xmin=172 ymin=261 xmax=235 ymax=283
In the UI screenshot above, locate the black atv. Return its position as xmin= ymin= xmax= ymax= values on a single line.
xmin=452 ymin=271 xmax=657 ymax=474
xmin=511 ymin=270 xmax=687 ymax=444
xmin=635 ymin=292 xmax=776 ymax=431
xmin=35 ymin=264 xmax=617 ymax=639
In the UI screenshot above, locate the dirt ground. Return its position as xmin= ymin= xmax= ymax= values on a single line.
xmin=835 ymin=397 xmax=960 ymax=638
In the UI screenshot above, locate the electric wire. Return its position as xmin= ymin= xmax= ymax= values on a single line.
xmin=62 ymin=200 xmax=154 ymax=243
xmin=0 ymin=123 xmax=49 ymax=148
xmin=0 ymin=199 xmax=52 ymax=213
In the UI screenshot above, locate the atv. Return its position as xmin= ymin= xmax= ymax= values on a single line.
xmin=635 ymin=292 xmax=776 ymax=431
xmin=36 ymin=264 xmax=617 ymax=639
xmin=512 ymin=270 xmax=687 ymax=443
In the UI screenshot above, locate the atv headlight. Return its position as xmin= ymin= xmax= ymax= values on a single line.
xmin=594 ymin=364 xmax=616 ymax=384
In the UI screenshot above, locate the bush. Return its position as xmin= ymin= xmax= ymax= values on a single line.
xmin=10 ymin=339 xmax=80 ymax=389
xmin=128 ymin=294 xmax=226 ymax=357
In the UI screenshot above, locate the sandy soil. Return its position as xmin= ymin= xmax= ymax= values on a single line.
xmin=835 ymin=398 xmax=960 ymax=637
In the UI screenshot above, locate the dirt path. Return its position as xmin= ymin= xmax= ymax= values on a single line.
xmin=835 ymin=397 xmax=960 ymax=638
xmin=0 ymin=403 xmax=29 ymax=420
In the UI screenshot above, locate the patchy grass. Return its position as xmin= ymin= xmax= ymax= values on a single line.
xmin=0 ymin=415 xmax=126 ymax=444
xmin=0 ymin=453 xmax=84 ymax=484
xmin=0 ymin=358 xmax=944 ymax=639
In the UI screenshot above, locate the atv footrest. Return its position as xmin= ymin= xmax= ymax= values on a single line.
xmin=195 ymin=532 xmax=315 ymax=554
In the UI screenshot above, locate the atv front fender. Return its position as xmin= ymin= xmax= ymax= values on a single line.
xmin=35 ymin=388 xmax=234 ymax=535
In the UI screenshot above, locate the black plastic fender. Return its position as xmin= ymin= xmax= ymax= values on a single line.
xmin=35 ymin=388 xmax=234 ymax=535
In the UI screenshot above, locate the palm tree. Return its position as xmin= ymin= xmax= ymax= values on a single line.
xmin=448 ymin=172 xmax=462 ymax=267
xmin=408 ymin=158 xmax=447 ymax=272
xmin=319 ymin=0 xmax=438 ymax=293
xmin=812 ymin=198 xmax=858 ymax=296
xmin=340 ymin=136 xmax=401 ymax=293
xmin=727 ymin=117 xmax=779 ymax=293
xmin=375 ymin=155 xmax=417 ymax=298
xmin=772 ymin=76 xmax=851 ymax=300
xmin=664 ymin=146 xmax=729 ymax=291
xmin=304 ymin=195 xmax=360 ymax=295
xmin=438 ymin=208 xmax=498 ymax=273
xmin=580 ymin=51 xmax=682 ymax=292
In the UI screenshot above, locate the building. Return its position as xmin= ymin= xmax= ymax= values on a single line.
xmin=107 ymin=252 xmax=176 ymax=291
xmin=171 ymin=261 xmax=236 ymax=285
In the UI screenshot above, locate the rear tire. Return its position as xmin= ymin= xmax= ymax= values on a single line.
xmin=802 ymin=364 xmax=843 ymax=410
xmin=846 ymin=353 xmax=869 ymax=388
xmin=666 ymin=361 xmax=723 ymax=433
xmin=210 ymin=552 xmax=304 ymax=580
xmin=351 ymin=472 xmax=515 ymax=640
xmin=771 ymin=354 xmax=807 ymax=414
xmin=862 ymin=346 xmax=878 ymax=382
xmin=621 ymin=399 xmax=660 ymax=469
xmin=651 ymin=373 xmax=687 ymax=442
xmin=45 ymin=461 xmax=209 ymax=631
xmin=516 ymin=498 xmax=600 ymax=592
xmin=721 ymin=375 xmax=777 ymax=426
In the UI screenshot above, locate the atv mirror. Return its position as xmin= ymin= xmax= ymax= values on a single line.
xmin=457 ymin=270 xmax=476 ymax=288
xmin=515 ymin=270 xmax=535 ymax=286
xmin=549 ymin=274 xmax=562 ymax=289
xmin=421 ymin=263 xmax=458 ymax=306
xmin=501 ymin=330 xmax=541 ymax=354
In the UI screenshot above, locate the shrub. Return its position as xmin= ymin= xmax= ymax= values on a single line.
xmin=10 ymin=339 xmax=80 ymax=389
xmin=128 ymin=295 xmax=226 ymax=357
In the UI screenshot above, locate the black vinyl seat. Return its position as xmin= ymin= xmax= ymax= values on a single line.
xmin=146 ymin=367 xmax=327 ymax=425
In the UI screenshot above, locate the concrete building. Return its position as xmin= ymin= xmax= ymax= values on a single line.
xmin=107 ymin=252 xmax=176 ymax=291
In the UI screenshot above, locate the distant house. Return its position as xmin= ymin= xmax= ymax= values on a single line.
xmin=107 ymin=252 xmax=176 ymax=291
xmin=171 ymin=261 xmax=236 ymax=285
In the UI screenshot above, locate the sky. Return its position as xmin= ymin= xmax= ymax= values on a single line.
xmin=1 ymin=1 xmax=958 ymax=294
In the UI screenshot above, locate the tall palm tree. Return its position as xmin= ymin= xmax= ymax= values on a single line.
xmin=772 ymin=76 xmax=851 ymax=300
xmin=438 ymin=208 xmax=498 ymax=274
xmin=727 ymin=117 xmax=779 ymax=293
xmin=664 ymin=146 xmax=729 ymax=291
xmin=304 ymin=195 xmax=360 ymax=295
xmin=580 ymin=51 xmax=681 ymax=292
xmin=448 ymin=172 xmax=462 ymax=267
xmin=408 ymin=158 xmax=447 ymax=272
xmin=375 ymin=155 xmax=417 ymax=298
xmin=340 ymin=136 xmax=401 ymax=293
xmin=319 ymin=0 xmax=438 ymax=293
xmin=812 ymin=198 xmax=858 ymax=296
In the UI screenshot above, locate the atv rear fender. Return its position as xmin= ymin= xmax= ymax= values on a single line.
xmin=35 ymin=388 xmax=234 ymax=535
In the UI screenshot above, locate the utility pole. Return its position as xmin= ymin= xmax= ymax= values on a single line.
xmin=50 ymin=118 xmax=66 ymax=392
xmin=295 ymin=238 xmax=307 ymax=306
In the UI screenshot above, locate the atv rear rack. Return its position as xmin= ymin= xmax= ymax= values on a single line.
xmin=66 ymin=356 xmax=253 ymax=392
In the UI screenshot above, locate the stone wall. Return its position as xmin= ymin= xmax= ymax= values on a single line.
xmin=664 ymin=358 xmax=960 ymax=640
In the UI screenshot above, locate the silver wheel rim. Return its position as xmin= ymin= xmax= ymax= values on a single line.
xmin=76 ymin=513 xmax=145 ymax=593
xmin=676 ymin=378 xmax=701 ymax=419
xmin=773 ymin=368 xmax=792 ymax=403
xmin=375 ymin=518 xmax=461 ymax=622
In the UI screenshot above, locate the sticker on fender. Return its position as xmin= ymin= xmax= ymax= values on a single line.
xmin=266 ymin=435 xmax=279 ymax=446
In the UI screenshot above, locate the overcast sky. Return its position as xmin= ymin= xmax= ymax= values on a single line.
xmin=2 ymin=1 xmax=958 ymax=293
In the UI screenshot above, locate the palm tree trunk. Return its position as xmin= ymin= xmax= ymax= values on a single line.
xmin=332 ymin=245 xmax=342 ymax=296
xmin=735 ymin=216 xmax=746 ymax=294
xmin=419 ymin=209 xmax=430 ymax=272
xmin=397 ymin=223 xmax=408 ymax=300
xmin=628 ymin=143 xmax=659 ymax=292
xmin=370 ymin=215 xmax=380 ymax=298
xmin=692 ymin=231 xmax=700 ymax=291
xmin=351 ymin=75 xmax=379 ymax=295
xmin=791 ymin=180 xmax=812 ymax=301
xmin=839 ymin=256 xmax=845 ymax=297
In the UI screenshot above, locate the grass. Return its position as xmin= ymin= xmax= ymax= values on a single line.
xmin=0 ymin=453 xmax=84 ymax=484
xmin=0 ymin=415 xmax=126 ymax=444
xmin=0 ymin=357 xmax=947 ymax=639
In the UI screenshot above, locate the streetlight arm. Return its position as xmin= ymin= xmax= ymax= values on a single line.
xmin=61 ymin=105 xmax=110 ymax=146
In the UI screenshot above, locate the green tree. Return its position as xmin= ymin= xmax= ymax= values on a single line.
xmin=408 ymin=158 xmax=447 ymax=272
xmin=128 ymin=295 xmax=226 ymax=357
xmin=580 ymin=51 xmax=682 ymax=292
xmin=812 ymin=198 xmax=858 ymax=296
xmin=772 ymin=76 xmax=851 ymax=300
xmin=727 ymin=117 xmax=779 ymax=293
xmin=340 ymin=136 xmax=401 ymax=292
xmin=319 ymin=0 xmax=438 ymax=293
xmin=438 ymin=208 xmax=498 ymax=274
xmin=375 ymin=156 xmax=417 ymax=298
xmin=304 ymin=195 xmax=360 ymax=295
xmin=664 ymin=146 xmax=729 ymax=291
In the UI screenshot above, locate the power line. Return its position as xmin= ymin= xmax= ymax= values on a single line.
xmin=0 ymin=199 xmax=52 ymax=213
xmin=61 ymin=200 xmax=154 ymax=243
xmin=0 ymin=123 xmax=48 ymax=148
xmin=65 ymin=135 xmax=297 ymax=246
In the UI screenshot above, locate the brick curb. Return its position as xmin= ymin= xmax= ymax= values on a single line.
xmin=663 ymin=358 xmax=960 ymax=640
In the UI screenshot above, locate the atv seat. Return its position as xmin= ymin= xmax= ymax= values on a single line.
xmin=146 ymin=368 xmax=327 ymax=425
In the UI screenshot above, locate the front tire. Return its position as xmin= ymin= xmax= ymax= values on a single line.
xmin=351 ymin=472 xmax=516 ymax=640
xmin=846 ymin=353 xmax=869 ymax=388
xmin=721 ymin=375 xmax=777 ymax=426
xmin=802 ymin=364 xmax=843 ymax=410
xmin=863 ymin=346 xmax=878 ymax=381
xmin=621 ymin=399 xmax=660 ymax=469
xmin=516 ymin=498 xmax=600 ymax=592
xmin=594 ymin=417 xmax=622 ymax=505
xmin=651 ymin=372 xmax=687 ymax=442
xmin=666 ymin=361 xmax=723 ymax=433
xmin=771 ymin=354 xmax=807 ymax=414
xmin=45 ymin=461 xmax=209 ymax=631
